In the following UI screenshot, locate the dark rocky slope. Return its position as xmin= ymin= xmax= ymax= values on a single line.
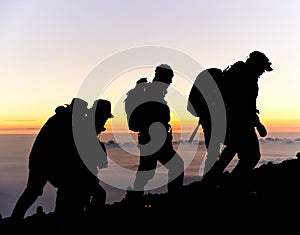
xmin=1 ymin=154 xmax=299 ymax=234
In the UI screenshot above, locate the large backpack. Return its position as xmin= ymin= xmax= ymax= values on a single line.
xmin=124 ymin=78 xmax=149 ymax=132
xmin=187 ymin=68 xmax=224 ymax=143
xmin=187 ymin=68 xmax=224 ymax=120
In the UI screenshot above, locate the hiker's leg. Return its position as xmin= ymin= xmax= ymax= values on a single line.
xmin=165 ymin=152 xmax=184 ymax=194
xmin=11 ymin=170 xmax=47 ymax=219
xmin=232 ymin=129 xmax=260 ymax=177
xmin=133 ymin=155 xmax=157 ymax=192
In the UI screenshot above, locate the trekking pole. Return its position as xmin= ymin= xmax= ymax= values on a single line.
xmin=188 ymin=123 xmax=200 ymax=143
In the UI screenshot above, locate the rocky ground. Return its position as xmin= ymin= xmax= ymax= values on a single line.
xmin=1 ymin=154 xmax=300 ymax=234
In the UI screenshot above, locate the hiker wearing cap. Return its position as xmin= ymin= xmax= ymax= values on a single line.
xmin=55 ymin=98 xmax=114 ymax=220
xmin=125 ymin=64 xmax=184 ymax=200
xmin=75 ymin=99 xmax=113 ymax=216
xmin=204 ymin=51 xmax=273 ymax=188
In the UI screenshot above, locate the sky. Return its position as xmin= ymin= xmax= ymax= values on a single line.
xmin=0 ymin=0 xmax=300 ymax=134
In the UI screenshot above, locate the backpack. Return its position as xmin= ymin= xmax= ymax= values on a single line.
xmin=124 ymin=78 xmax=149 ymax=132
xmin=187 ymin=68 xmax=224 ymax=121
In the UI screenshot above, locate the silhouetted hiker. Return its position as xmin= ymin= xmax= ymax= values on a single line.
xmin=55 ymin=99 xmax=113 ymax=221
xmin=55 ymin=99 xmax=113 ymax=219
xmin=206 ymin=51 xmax=272 ymax=188
xmin=84 ymin=99 xmax=112 ymax=214
xmin=11 ymin=98 xmax=112 ymax=221
xmin=124 ymin=64 xmax=184 ymax=200
xmin=187 ymin=68 xmax=225 ymax=176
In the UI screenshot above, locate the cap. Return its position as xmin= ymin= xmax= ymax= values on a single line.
xmin=248 ymin=51 xmax=273 ymax=72
xmin=91 ymin=99 xmax=114 ymax=118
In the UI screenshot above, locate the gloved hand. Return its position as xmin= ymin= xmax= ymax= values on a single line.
xmin=256 ymin=122 xmax=267 ymax=137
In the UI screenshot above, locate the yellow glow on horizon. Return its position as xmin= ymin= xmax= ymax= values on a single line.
xmin=261 ymin=118 xmax=300 ymax=133
xmin=1 ymin=117 xmax=299 ymax=135
xmin=7 ymin=114 xmax=295 ymax=135
xmin=0 ymin=125 xmax=41 ymax=135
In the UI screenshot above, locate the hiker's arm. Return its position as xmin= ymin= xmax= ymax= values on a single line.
xmin=254 ymin=114 xmax=267 ymax=137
